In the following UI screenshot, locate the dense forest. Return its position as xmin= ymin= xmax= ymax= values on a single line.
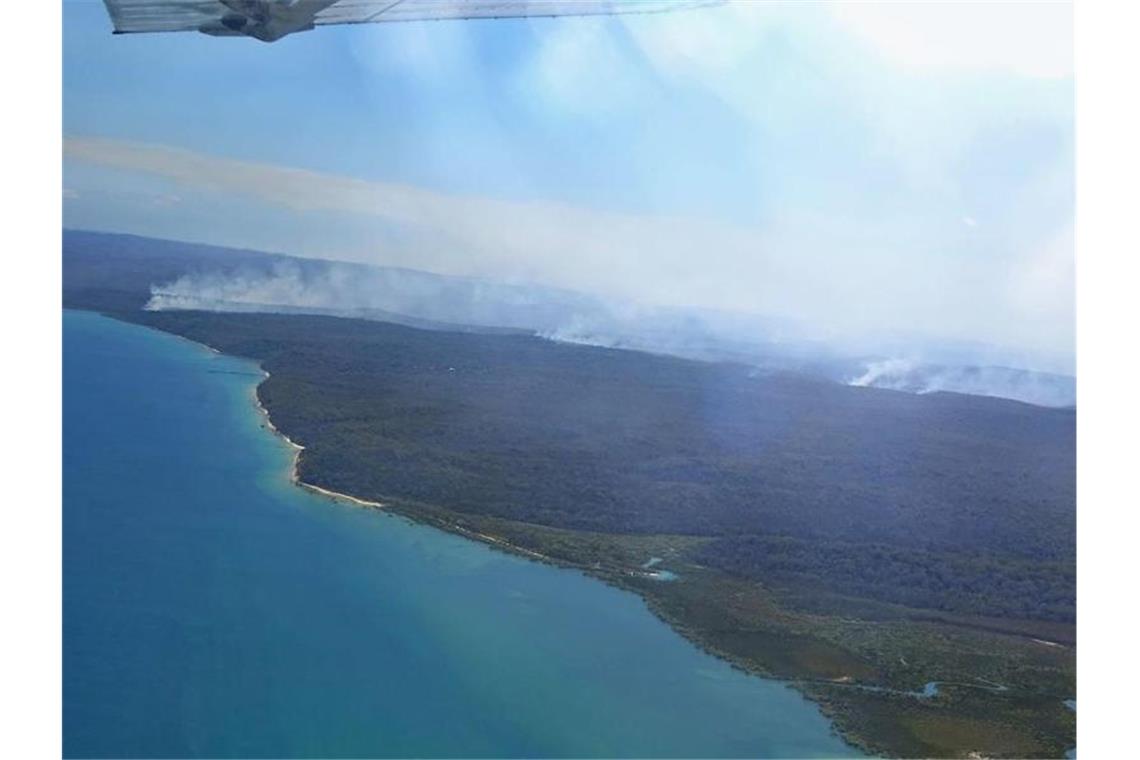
xmin=65 ymin=231 xmax=1076 ymax=623
xmin=698 ymin=535 xmax=1075 ymax=621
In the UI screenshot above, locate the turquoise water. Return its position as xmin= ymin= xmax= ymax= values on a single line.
xmin=63 ymin=310 xmax=859 ymax=759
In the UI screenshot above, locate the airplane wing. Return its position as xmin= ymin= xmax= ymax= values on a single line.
xmin=103 ymin=1 xmax=718 ymax=41
xmin=313 ymin=0 xmax=720 ymax=26
xmin=103 ymin=2 xmax=232 ymax=35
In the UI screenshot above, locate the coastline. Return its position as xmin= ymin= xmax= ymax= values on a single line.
xmin=244 ymin=370 xmax=872 ymax=754
xmin=251 ymin=371 xmax=387 ymax=510
xmin=248 ymin=368 xmax=597 ymax=568
xmin=65 ymin=306 xmax=391 ymax=516
xmin=253 ymin=375 xmax=585 ymax=566
xmin=85 ymin=309 xmax=1075 ymax=759
xmin=112 ymin=312 xmax=607 ymax=591
xmin=68 ymin=307 xmax=873 ymax=759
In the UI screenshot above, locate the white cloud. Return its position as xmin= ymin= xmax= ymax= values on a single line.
xmin=831 ymin=1 xmax=1073 ymax=80
xmin=348 ymin=16 xmax=474 ymax=81
xmin=618 ymin=1 xmax=1073 ymax=205
xmin=623 ymin=0 xmax=792 ymax=78
xmin=519 ymin=18 xmax=647 ymax=117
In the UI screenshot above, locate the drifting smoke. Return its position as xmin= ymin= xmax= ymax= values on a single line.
xmin=146 ymin=258 xmax=1074 ymax=408
xmin=146 ymin=261 xmax=604 ymax=333
xmin=539 ymin=314 xmax=625 ymax=349
xmin=849 ymin=358 xmax=920 ymax=388
xmin=847 ymin=358 xmax=1075 ymax=407
xmin=145 ymin=260 xmax=815 ymax=361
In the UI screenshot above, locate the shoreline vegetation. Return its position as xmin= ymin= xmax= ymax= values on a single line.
xmin=241 ymin=363 xmax=875 ymax=754
xmin=252 ymin=371 xmax=387 ymax=510
xmin=64 ymin=300 xmax=1075 ymax=759
xmin=70 ymin=310 xmax=865 ymax=760
xmin=197 ymin=323 xmax=1073 ymax=759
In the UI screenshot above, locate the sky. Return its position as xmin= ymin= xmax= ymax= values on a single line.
xmin=63 ymin=0 xmax=1074 ymax=368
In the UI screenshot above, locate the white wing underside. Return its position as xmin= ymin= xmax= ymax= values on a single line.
xmin=315 ymin=0 xmax=716 ymax=25
xmin=103 ymin=1 xmax=716 ymax=35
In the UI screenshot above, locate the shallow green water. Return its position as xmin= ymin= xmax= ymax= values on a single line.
xmin=63 ymin=310 xmax=859 ymax=758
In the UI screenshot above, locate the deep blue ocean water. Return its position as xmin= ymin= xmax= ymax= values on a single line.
xmin=63 ymin=310 xmax=859 ymax=758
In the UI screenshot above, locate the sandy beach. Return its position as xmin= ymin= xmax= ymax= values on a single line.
xmin=252 ymin=369 xmax=387 ymax=510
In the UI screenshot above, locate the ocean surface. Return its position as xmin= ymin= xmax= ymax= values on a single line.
xmin=63 ymin=310 xmax=859 ymax=758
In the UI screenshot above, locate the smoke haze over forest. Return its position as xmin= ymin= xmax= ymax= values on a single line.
xmin=64 ymin=1 xmax=1073 ymax=369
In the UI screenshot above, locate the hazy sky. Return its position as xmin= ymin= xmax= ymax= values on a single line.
xmin=63 ymin=1 xmax=1074 ymax=364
